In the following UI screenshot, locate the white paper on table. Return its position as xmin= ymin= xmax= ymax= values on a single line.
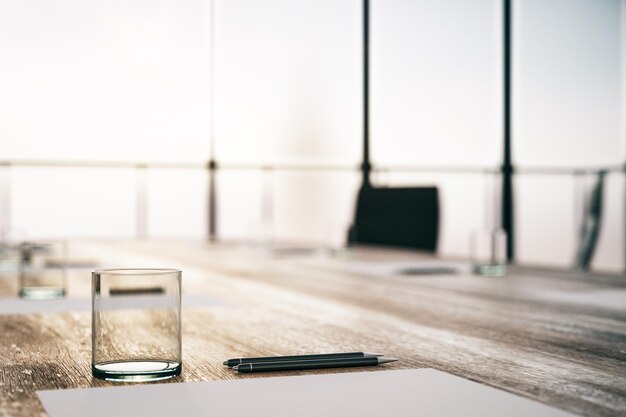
xmin=0 ymin=294 xmax=219 ymax=315
xmin=37 ymin=368 xmax=578 ymax=417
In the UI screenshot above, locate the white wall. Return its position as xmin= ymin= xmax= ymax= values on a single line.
xmin=213 ymin=0 xmax=361 ymax=166
xmin=371 ymin=0 xmax=502 ymax=168
xmin=513 ymin=0 xmax=624 ymax=168
xmin=0 ymin=0 xmax=211 ymax=163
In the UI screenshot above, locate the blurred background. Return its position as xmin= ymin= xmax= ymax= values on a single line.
xmin=0 ymin=0 xmax=624 ymax=272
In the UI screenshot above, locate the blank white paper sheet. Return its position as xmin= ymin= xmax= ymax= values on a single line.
xmin=37 ymin=368 xmax=578 ymax=417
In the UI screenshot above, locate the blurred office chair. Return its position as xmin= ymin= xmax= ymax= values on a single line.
xmin=347 ymin=186 xmax=439 ymax=251
xmin=573 ymin=171 xmax=605 ymax=270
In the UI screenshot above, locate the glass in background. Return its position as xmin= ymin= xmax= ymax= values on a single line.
xmin=19 ymin=241 xmax=67 ymax=299
xmin=92 ymin=269 xmax=181 ymax=382
xmin=470 ymin=229 xmax=507 ymax=277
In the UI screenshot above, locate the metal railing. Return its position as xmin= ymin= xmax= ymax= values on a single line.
xmin=0 ymin=158 xmax=621 ymax=240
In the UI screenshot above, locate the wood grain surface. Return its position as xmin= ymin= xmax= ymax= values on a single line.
xmin=0 ymin=240 xmax=625 ymax=417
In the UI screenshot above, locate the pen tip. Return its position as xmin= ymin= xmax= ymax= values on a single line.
xmin=378 ymin=357 xmax=398 ymax=365
xmin=223 ymin=361 xmax=228 ymax=366
xmin=363 ymin=352 xmax=383 ymax=357
xmin=232 ymin=365 xmax=239 ymax=371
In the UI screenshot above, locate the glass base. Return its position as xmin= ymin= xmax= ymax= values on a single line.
xmin=472 ymin=263 xmax=507 ymax=277
xmin=92 ymin=360 xmax=181 ymax=382
xmin=19 ymin=287 xmax=65 ymax=300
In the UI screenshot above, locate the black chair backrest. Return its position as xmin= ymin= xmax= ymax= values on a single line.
xmin=348 ymin=186 xmax=439 ymax=251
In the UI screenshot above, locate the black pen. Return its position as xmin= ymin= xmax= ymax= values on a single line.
xmin=223 ymin=352 xmax=382 ymax=368
xmin=233 ymin=356 xmax=397 ymax=373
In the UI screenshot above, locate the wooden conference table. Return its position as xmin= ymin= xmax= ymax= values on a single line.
xmin=0 ymin=240 xmax=624 ymax=417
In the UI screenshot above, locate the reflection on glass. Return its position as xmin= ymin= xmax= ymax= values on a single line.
xmin=19 ymin=241 xmax=67 ymax=299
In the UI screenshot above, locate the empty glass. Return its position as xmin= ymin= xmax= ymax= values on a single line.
xmin=92 ymin=269 xmax=182 ymax=382
xmin=470 ymin=229 xmax=507 ymax=277
xmin=19 ymin=241 xmax=67 ymax=299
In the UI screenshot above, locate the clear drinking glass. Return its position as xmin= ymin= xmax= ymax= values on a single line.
xmin=92 ymin=269 xmax=182 ymax=382
xmin=470 ymin=229 xmax=507 ymax=277
xmin=19 ymin=241 xmax=67 ymax=299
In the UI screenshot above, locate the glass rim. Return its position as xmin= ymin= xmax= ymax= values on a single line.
xmin=92 ymin=268 xmax=181 ymax=276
